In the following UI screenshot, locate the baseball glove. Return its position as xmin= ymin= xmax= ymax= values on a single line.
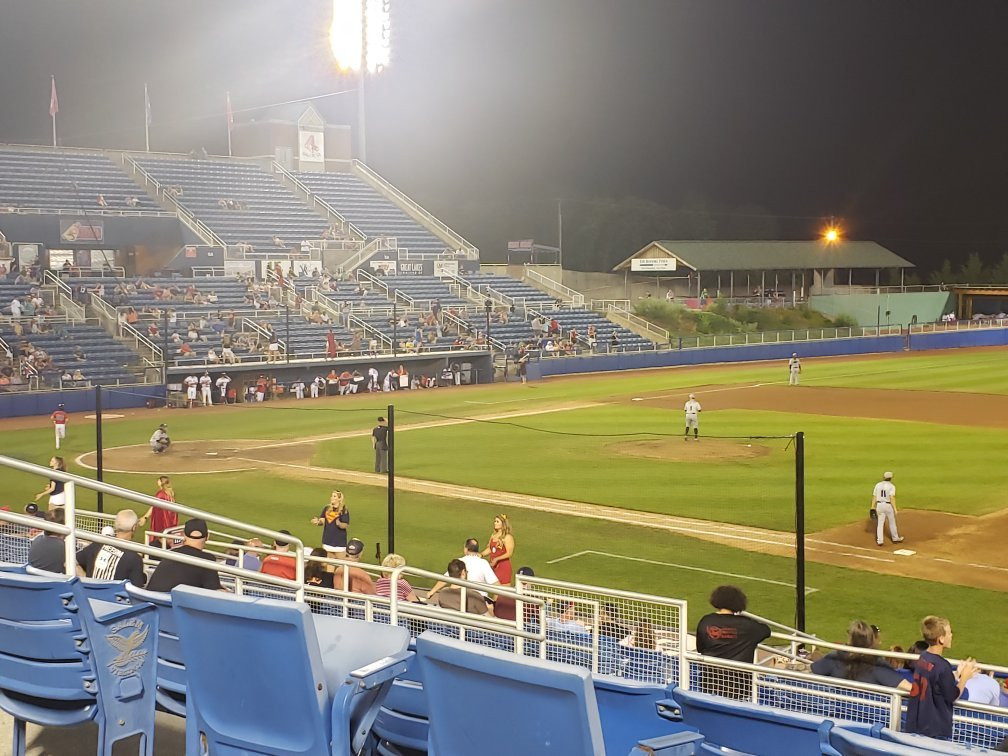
xmin=869 ymin=508 xmax=877 ymax=520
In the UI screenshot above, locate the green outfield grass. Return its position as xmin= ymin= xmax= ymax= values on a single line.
xmin=1 ymin=347 xmax=1007 ymax=661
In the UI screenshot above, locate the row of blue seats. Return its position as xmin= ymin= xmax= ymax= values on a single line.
xmin=460 ymin=272 xmax=559 ymax=307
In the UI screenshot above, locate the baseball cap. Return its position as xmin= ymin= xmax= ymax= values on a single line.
xmin=516 ymin=566 xmax=535 ymax=577
xmin=100 ymin=525 xmax=115 ymax=537
xmin=346 ymin=538 xmax=364 ymax=556
xmin=57 ymin=403 xmax=65 ymax=409
xmin=24 ymin=502 xmax=38 ymax=516
xmin=883 ymin=471 xmax=893 ymax=480
xmin=688 ymin=393 xmax=695 ymax=399
xmin=184 ymin=518 xmax=209 ymax=539
xmin=274 ymin=529 xmax=291 ymax=547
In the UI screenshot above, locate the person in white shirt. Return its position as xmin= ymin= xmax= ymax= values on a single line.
xmin=871 ymin=471 xmax=904 ymax=547
xmin=199 ymin=372 xmax=212 ymax=406
xmin=684 ymin=393 xmax=702 ymax=441
xmin=788 ymin=353 xmax=802 ymax=385
xmin=310 ymin=376 xmax=323 ymax=399
xmin=427 ymin=538 xmax=500 ymax=600
xmin=367 ymin=366 xmax=380 ymax=392
xmin=10 ymin=298 xmax=22 ymax=318
xmin=963 ymin=671 xmax=1002 ymax=707
xmin=292 ymin=378 xmax=305 ymax=400
xmin=184 ymin=375 xmax=198 ymax=408
xmin=215 ymin=373 xmax=231 ymax=402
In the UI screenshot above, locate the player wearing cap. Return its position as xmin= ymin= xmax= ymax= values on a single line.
xmin=50 ymin=404 xmax=68 ymax=449
xmin=150 ymin=423 xmax=171 ymax=454
xmin=872 ymin=471 xmax=904 ymax=547
xmin=788 ymin=353 xmax=802 ymax=385
xmin=184 ymin=374 xmax=198 ymax=408
xmin=684 ymin=393 xmax=702 ymax=441
xmin=199 ymin=371 xmax=212 ymax=406
xmin=215 ymin=372 xmax=231 ymax=402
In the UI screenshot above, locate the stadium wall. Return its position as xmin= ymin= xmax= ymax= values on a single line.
xmin=810 ymin=291 xmax=953 ymax=327
xmin=525 ymin=327 xmax=1008 ymax=379
xmin=0 ymin=214 xmax=193 ymax=251
xmin=0 ymin=385 xmax=165 ymax=419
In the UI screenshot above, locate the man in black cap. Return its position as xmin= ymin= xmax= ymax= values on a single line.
xmin=332 ymin=538 xmax=375 ymax=594
xmin=146 ymin=518 xmax=221 ymax=592
xmin=372 ymin=417 xmax=389 ymax=473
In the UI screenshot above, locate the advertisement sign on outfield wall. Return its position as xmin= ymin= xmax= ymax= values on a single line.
xmin=59 ymin=218 xmax=104 ymax=243
xmin=433 ymin=259 xmax=459 ymax=277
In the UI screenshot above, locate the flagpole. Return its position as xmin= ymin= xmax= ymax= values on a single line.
xmin=50 ymin=75 xmax=57 ymax=148
xmin=144 ymin=83 xmax=151 ymax=152
xmin=226 ymin=91 xmax=233 ymax=157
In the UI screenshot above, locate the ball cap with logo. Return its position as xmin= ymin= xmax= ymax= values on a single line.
xmin=346 ymin=538 xmax=364 ymax=556
xmin=184 ymin=518 xmax=209 ymax=539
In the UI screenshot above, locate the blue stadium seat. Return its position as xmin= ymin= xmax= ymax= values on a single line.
xmin=125 ymin=584 xmax=187 ymax=717
xmin=659 ymin=687 xmax=874 ymax=756
xmin=818 ymin=721 xmax=986 ymax=755
xmin=416 ymin=631 xmax=703 ymax=756
xmin=0 ymin=570 xmax=159 ymax=756
xmin=170 ymin=585 xmax=412 ymax=755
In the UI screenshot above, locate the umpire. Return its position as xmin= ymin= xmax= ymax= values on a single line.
xmin=372 ymin=417 xmax=389 ymax=473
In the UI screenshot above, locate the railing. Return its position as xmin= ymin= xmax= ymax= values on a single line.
xmin=524 ymin=269 xmax=585 ymax=307
xmin=118 ymin=320 xmax=163 ymax=365
xmin=0 ymin=206 xmax=174 ymax=219
xmin=604 ymin=303 xmax=670 ymax=342
xmin=909 ymin=317 xmax=1008 ymax=333
xmin=346 ymin=312 xmax=393 ymax=350
xmin=355 ymin=267 xmax=390 ymax=297
xmin=88 ymin=291 xmax=118 ymax=321
xmin=351 ymin=159 xmax=478 ymax=258
xmin=43 ymin=270 xmax=86 ymax=321
xmin=590 ymin=299 xmax=631 ymax=311
xmin=124 ymin=155 xmax=226 ymax=247
xmin=819 ymin=284 xmax=950 ymax=295
xmin=190 ymin=266 xmax=228 ymax=278
xmin=271 ymin=161 xmax=364 ymax=241
xmin=446 ymin=273 xmax=512 ymax=309
xmin=340 ymin=236 xmax=397 ymax=273
xmin=240 ymin=317 xmax=285 ymax=354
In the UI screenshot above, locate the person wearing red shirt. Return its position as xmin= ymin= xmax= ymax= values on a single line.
xmin=50 ymin=404 xmax=68 ymax=449
xmin=139 ymin=476 xmax=180 ymax=548
xmin=260 ymin=530 xmax=297 ymax=581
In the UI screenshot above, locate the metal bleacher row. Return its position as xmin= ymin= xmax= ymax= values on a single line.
xmin=0 ymin=321 xmax=140 ymax=385
xmin=2 ymin=458 xmax=1008 ymax=756
xmin=295 ymin=171 xmax=450 ymax=255
xmin=0 ymin=149 xmax=160 ymax=212
xmin=133 ymin=157 xmax=329 ymax=250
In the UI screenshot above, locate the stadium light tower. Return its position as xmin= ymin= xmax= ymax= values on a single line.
xmin=330 ymin=0 xmax=392 ymax=163
xmin=821 ymin=217 xmax=842 ymax=244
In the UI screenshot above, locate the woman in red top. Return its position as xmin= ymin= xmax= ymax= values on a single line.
xmin=482 ymin=513 xmax=515 ymax=585
xmin=139 ymin=476 xmax=179 ymax=548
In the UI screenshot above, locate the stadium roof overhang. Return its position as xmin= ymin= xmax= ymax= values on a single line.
xmin=613 ymin=240 xmax=914 ymax=273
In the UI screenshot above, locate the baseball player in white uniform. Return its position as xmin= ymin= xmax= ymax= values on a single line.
xmin=683 ymin=393 xmax=702 ymax=441
xmin=788 ymin=353 xmax=801 ymax=385
xmin=310 ymin=376 xmax=322 ymax=399
xmin=184 ymin=375 xmax=198 ymax=408
xmin=292 ymin=378 xmax=306 ymax=400
xmin=199 ymin=371 xmax=212 ymax=406
xmin=216 ymin=373 xmax=231 ymax=402
xmin=871 ymin=471 xmax=904 ymax=546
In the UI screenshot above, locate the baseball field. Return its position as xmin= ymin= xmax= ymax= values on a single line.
xmin=2 ymin=345 xmax=1007 ymax=661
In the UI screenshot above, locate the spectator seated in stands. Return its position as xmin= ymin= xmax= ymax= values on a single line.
xmin=810 ymin=620 xmax=911 ymax=691
xmin=71 ymin=367 xmax=85 ymax=382
xmin=375 ymin=553 xmax=420 ymax=602
xmin=332 ymin=538 xmax=375 ymax=594
xmin=260 ymin=530 xmax=297 ymax=581
xmin=124 ymin=195 xmax=140 ymax=207
xmin=146 ymin=518 xmax=221 ymax=593
xmin=546 ymin=601 xmax=589 ymax=634
xmin=28 ymin=508 xmax=67 ymax=573
xmin=73 ymin=345 xmax=86 ymax=361
xmin=429 ymin=558 xmax=488 ymax=616
xmin=76 ymin=508 xmax=146 ymax=586
xmin=96 ymin=193 xmax=108 ymax=208
xmin=271 ymin=235 xmax=285 ymax=247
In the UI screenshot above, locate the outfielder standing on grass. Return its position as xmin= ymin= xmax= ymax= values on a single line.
xmin=50 ymin=403 xmax=68 ymax=449
xmin=871 ymin=471 xmax=904 ymax=547
xmin=788 ymin=353 xmax=801 ymax=385
xmin=684 ymin=393 xmax=702 ymax=441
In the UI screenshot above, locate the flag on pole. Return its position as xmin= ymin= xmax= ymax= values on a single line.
xmin=49 ymin=76 xmax=59 ymax=117
xmin=144 ymin=83 xmax=152 ymax=152
xmin=226 ymin=91 xmax=234 ymax=157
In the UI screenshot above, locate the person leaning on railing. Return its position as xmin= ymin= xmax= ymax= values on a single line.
xmin=810 ymin=621 xmax=911 ymax=691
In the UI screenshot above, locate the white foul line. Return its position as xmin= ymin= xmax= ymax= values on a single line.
xmin=546 ymin=550 xmax=819 ymax=594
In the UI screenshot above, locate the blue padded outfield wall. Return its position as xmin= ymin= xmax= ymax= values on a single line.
xmin=526 ymin=328 xmax=1008 ymax=380
xmin=0 ymin=385 xmax=165 ymax=419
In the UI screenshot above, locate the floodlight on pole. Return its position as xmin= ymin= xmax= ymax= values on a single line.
xmin=822 ymin=218 xmax=842 ymax=244
xmin=330 ymin=0 xmax=391 ymax=163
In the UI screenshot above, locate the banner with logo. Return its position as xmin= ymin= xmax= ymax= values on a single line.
xmin=298 ymin=129 xmax=324 ymax=164
xmin=60 ymin=218 xmax=104 ymax=243
xmin=433 ymin=259 xmax=459 ymax=278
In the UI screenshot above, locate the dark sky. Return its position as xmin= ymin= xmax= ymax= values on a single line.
xmin=1 ymin=0 xmax=1006 ymax=270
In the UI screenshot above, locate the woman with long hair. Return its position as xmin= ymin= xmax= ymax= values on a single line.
xmin=811 ymin=620 xmax=911 ymax=691
xmin=481 ymin=513 xmax=515 ymax=585
xmin=139 ymin=476 xmax=180 ymax=548
xmin=33 ymin=456 xmax=66 ymax=510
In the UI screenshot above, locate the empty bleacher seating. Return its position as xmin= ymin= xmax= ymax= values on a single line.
xmin=295 ymin=172 xmax=450 ymax=255
xmin=0 ymin=149 xmax=159 ymax=212
xmin=460 ymin=271 xmax=559 ymax=309
xmin=134 ymin=158 xmax=328 ymax=250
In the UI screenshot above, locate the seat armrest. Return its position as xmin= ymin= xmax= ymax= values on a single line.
xmin=630 ymin=731 xmax=705 ymax=756
xmin=655 ymin=698 xmax=683 ymax=722
xmin=349 ymin=650 xmax=414 ymax=690
xmin=330 ymin=650 xmax=415 ymax=755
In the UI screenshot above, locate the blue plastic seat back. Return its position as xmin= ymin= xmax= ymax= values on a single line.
xmin=416 ymin=631 xmax=606 ymax=756
xmin=671 ymin=686 xmax=856 ymax=755
xmin=126 ymin=584 xmax=187 ymax=716
xmin=623 ymin=646 xmax=674 ymax=684
xmin=820 ymin=722 xmax=977 ymax=755
xmin=171 ymin=586 xmax=332 ymax=755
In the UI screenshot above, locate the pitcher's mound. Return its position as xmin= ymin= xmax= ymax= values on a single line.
xmin=607 ymin=438 xmax=772 ymax=462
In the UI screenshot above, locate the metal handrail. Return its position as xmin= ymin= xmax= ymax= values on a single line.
xmin=271 ymin=161 xmax=364 ymax=241
xmin=351 ymin=159 xmax=478 ymax=258
xmin=0 ymin=454 xmax=306 ymax=599
xmin=355 ymin=267 xmax=389 ymax=297
xmin=347 ymin=312 xmax=393 ymax=348
xmin=524 ymin=269 xmax=586 ymax=307
xmin=125 ymin=155 xmax=226 ymax=247
xmin=605 ymin=303 xmax=670 ymax=340
xmin=119 ymin=320 xmax=163 ymax=362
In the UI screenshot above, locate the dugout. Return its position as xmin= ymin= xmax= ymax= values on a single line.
xmin=615 ymin=240 xmax=914 ymax=303
xmin=951 ymin=286 xmax=1008 ymax=319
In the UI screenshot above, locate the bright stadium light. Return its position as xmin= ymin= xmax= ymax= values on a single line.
xmin=330 ymin=0 xmax=391 ymax=162
xmin=330 ymin=0 xmax=392 ymax=74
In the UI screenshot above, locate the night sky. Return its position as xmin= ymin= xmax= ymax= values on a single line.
xmin=0 ymin=0 xmax=1005 ymax=270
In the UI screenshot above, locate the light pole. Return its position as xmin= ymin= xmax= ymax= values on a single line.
xmin=484 ymin=299 xmax=492 ymax=347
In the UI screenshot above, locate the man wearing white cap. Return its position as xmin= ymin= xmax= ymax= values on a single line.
xmin=684 ymin=393 xmax=702 ymax=441
xmin=871 ymin=471 xmax=904 ymax=547
xmin=788 ymin=353 xmax=801 ymax=385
